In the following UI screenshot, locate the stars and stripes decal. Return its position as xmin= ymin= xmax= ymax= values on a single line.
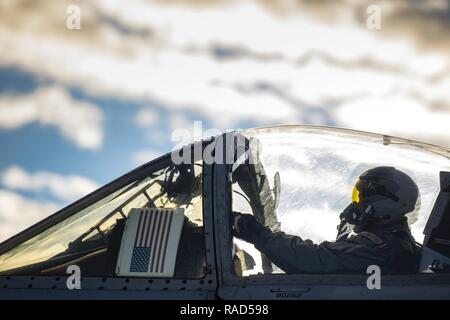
xmin=130 ymin=208 xmax=174 ymax=273
xmin=116 ymin=208 xmax=185 ymax=277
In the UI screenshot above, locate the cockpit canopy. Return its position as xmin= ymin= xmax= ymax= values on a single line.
xmin=1 ymin=125 xmax=450 ymax=277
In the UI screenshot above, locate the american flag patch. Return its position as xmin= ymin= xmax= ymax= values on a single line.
xmin=116 ymin=208 xmax=185 ymax=277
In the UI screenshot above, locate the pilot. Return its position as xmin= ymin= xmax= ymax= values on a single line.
xmin=232 ymin=166 xmax=421 ymax=274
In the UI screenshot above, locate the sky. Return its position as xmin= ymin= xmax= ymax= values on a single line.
xmin=0 ymin=0 xmax=449 ymax=241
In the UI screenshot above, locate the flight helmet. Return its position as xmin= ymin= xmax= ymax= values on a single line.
xmin=349 ymin=166 xmax=419 ymax=230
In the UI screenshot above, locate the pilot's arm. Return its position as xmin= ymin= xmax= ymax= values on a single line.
xmin=233 ymin=213 xmax=390 ymax=274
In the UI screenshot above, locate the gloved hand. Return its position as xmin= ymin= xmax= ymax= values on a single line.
xmin=339 ymin=203 xmax=362 ymax=224
xmin=232 ymin=211 xmax=266 ymax=243
xmin=336 ymin=204 xmax=355 ymax=241
xmin=338 ymin=203 xmax=373 ymax=233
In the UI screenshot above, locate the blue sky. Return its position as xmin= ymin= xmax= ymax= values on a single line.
xmin=0 ymin=66 xmax=159 ymax=183
xmin=0 ymin=66 xmax=232 ymax=184
xmin=0 ymin=0 xmax=449 ymax=240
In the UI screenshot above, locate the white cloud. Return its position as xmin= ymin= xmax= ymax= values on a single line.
xmin=0 ymin=166 xmax=99 ymax=241
xmin=335 ymin=94 xmax=450 ymax=147
xmin=98 ymin=0 xmax=447 ymax=75
xmin=0 ymin=189 xmax=58 ymax=242
xmin=0 ymin=166 xmax=99 ymax=202
xmin=132 ymin=150 xmax=161 ymax=166
xmin=135 ymin=108 xmax=159 ymax=128
xmin=0 ymin=86 xmax=104 ymax=150
xmin=169 ymin=113 xmax=194 ymax=133
xmin=0 ymin=0 xmax=449 ymax=144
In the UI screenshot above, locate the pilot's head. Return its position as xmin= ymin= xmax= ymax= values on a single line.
xmin=348 ymin=166 xmax=419 ymax=232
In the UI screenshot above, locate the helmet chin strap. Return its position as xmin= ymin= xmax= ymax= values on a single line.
xmin=353 ymin=203 xmax=399 ymax=231
xmin=353 ymin=204 xmax=373 ymax=221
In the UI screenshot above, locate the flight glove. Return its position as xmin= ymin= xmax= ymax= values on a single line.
xmin=232 ymin=211 xmax=266 ymax=243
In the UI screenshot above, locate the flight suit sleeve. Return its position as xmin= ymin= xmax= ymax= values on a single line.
xmin=250 ymin=225 xmax=390 ymax=274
